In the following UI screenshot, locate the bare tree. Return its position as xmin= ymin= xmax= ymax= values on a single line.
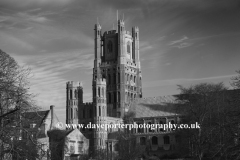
xmin=176 ymin=82 xmax=240 ymax=160
xmin=0 ymin=49 xmax=39 ymax=159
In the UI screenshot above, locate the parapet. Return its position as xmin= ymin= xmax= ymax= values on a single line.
xmin=83 ymin=102 xmax=93 ymax=106
xmin=66 ymin=81 xmax=83 ymax=88
xmin=104 ymin=30 xmax=116 ymax=35
xmin=96 ymin=78 xmax=106 ymax=85
xmin=118 ymin=19 xmax=125 ymax=25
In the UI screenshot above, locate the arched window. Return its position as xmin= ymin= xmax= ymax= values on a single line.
xmin=71 ymin=108 xmax=73 ymax=119
xmin=108 ymin=74 xmax=111 ymax=84
xmin=152 ymin=136 xmax=158 ymax=145
xmin=164 ymin=136 xmax=170 ymax=144
xmin=102 ymin=88 xmax=104 ymax=97
xmin=130 ymin=75 xmax=133 ymax=81
xmin=99 ymin=106 xmax=101 ymax=116
xmin=140 ymin=137 xmax=146 ymax=145
xmin=98 ymin=87 xmax=101 ymax=97
xmin=127 ymin=41 xmax=131 ymax=53
xmin=74 ymin=89 xmax=78 ymax=98
xmin=70 ymin=89 xmax=72 ymax=99
xmin=107 ymin=41 xmax=113 ymax=53
xmin=131 ymin=93 xmax=133 ymax=99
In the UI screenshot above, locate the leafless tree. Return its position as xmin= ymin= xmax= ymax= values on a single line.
xmin=0 ymin=49 xmax=40 ymax=159
xmin=176 ymin=82 xmax=240 ymax=160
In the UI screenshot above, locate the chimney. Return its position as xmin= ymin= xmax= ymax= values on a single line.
xmin=50 ymin=105 xmax=55 ymax=130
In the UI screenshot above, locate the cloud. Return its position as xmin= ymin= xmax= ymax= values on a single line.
xmin=169 ymin=36 xmax=188 ymax=46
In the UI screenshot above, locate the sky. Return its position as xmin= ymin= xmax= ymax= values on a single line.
xmin=1 ymin=0 xmax=240 ymax=122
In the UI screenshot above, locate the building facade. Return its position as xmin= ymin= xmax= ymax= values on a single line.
xmin=65 ymin=19 xmax=182 ymax=158
xmin=66 ymin=18 xmax=143 ymax=151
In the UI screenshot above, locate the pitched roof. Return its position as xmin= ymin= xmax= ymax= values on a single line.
xmin=127 ymin=95 xmax=185 ymax=118
xmin=22 ymin=110 xmax=49 ymax=128
xmin=48 ymin=129 xmax=73 ymax=140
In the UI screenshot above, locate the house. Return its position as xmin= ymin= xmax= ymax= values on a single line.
xmin=48 ymin=128 xmax=89 ymax=160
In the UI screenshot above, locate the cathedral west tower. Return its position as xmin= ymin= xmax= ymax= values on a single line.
xmin=93 ymin=19 xmax=142 ymax=118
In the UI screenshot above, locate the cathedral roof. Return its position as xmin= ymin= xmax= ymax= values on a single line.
xmin=127 ymin=95 xmax=185 ymax=118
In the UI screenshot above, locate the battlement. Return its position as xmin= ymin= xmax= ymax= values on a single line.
xmin=104 ymin=30 xmax=116 ymax=35
xmin=66 ymin=81 xmax=83 ymax=88
xmin=118 ymin=19 xmax=125 ymax=25
xmin=133 ymin=26 xmax=139 ymax=31
xmin=83 ymin=102 xmax=93 ymax=106
xmin=125 ymin=31 xmax=131 ymax=36
xmin=95 ymin=23 xmax=101 ymax=30
xmin=96 ymin=78 xmax=106 ymax=85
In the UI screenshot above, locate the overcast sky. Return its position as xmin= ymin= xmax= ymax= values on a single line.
xmin=1 ymin=0 xmax=240 ymax=122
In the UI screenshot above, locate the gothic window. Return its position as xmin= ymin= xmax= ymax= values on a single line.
xmin=127 ymin=41 xmax=131 ymax=54
xmin=107 ymin=41 xmax=113 ymax=53
xmin=70 ymin=89 xmax=72 ymax=99
xmin=71 ymin=108 xmax=73 ymax=119
xmin=74 ymin=89 xmax=78 ymax=98
xmin=75 ymin=108 xmax=78 ymax=118
xmin=98 ymin=87 xmax=101 ymax=97
xmin=99 ymin=106 xmax=101 ymax=116
xmin=134 ymin=76 xmax=136 ymax=83
xmin=164 ymin=136 xmax=170 ymax=144
xmin=140 ymin=137 xmax=146 ymax=145
xmin=130 ymin=75 xmax=133 ymax=81
xmin=102 ymin=88 xmax=104 ymax=97
xmin=131 ymin=93 xmax=133 ymax=99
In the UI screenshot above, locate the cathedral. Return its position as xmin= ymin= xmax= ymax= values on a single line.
xmin=66 ymin=18 xmax=142 ymax=148
xmin=65 ymin=18 xmax=182 ymax=157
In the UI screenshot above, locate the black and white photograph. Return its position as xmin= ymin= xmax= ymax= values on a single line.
xmin=1 ymin=0 xmax=240 ymax=159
